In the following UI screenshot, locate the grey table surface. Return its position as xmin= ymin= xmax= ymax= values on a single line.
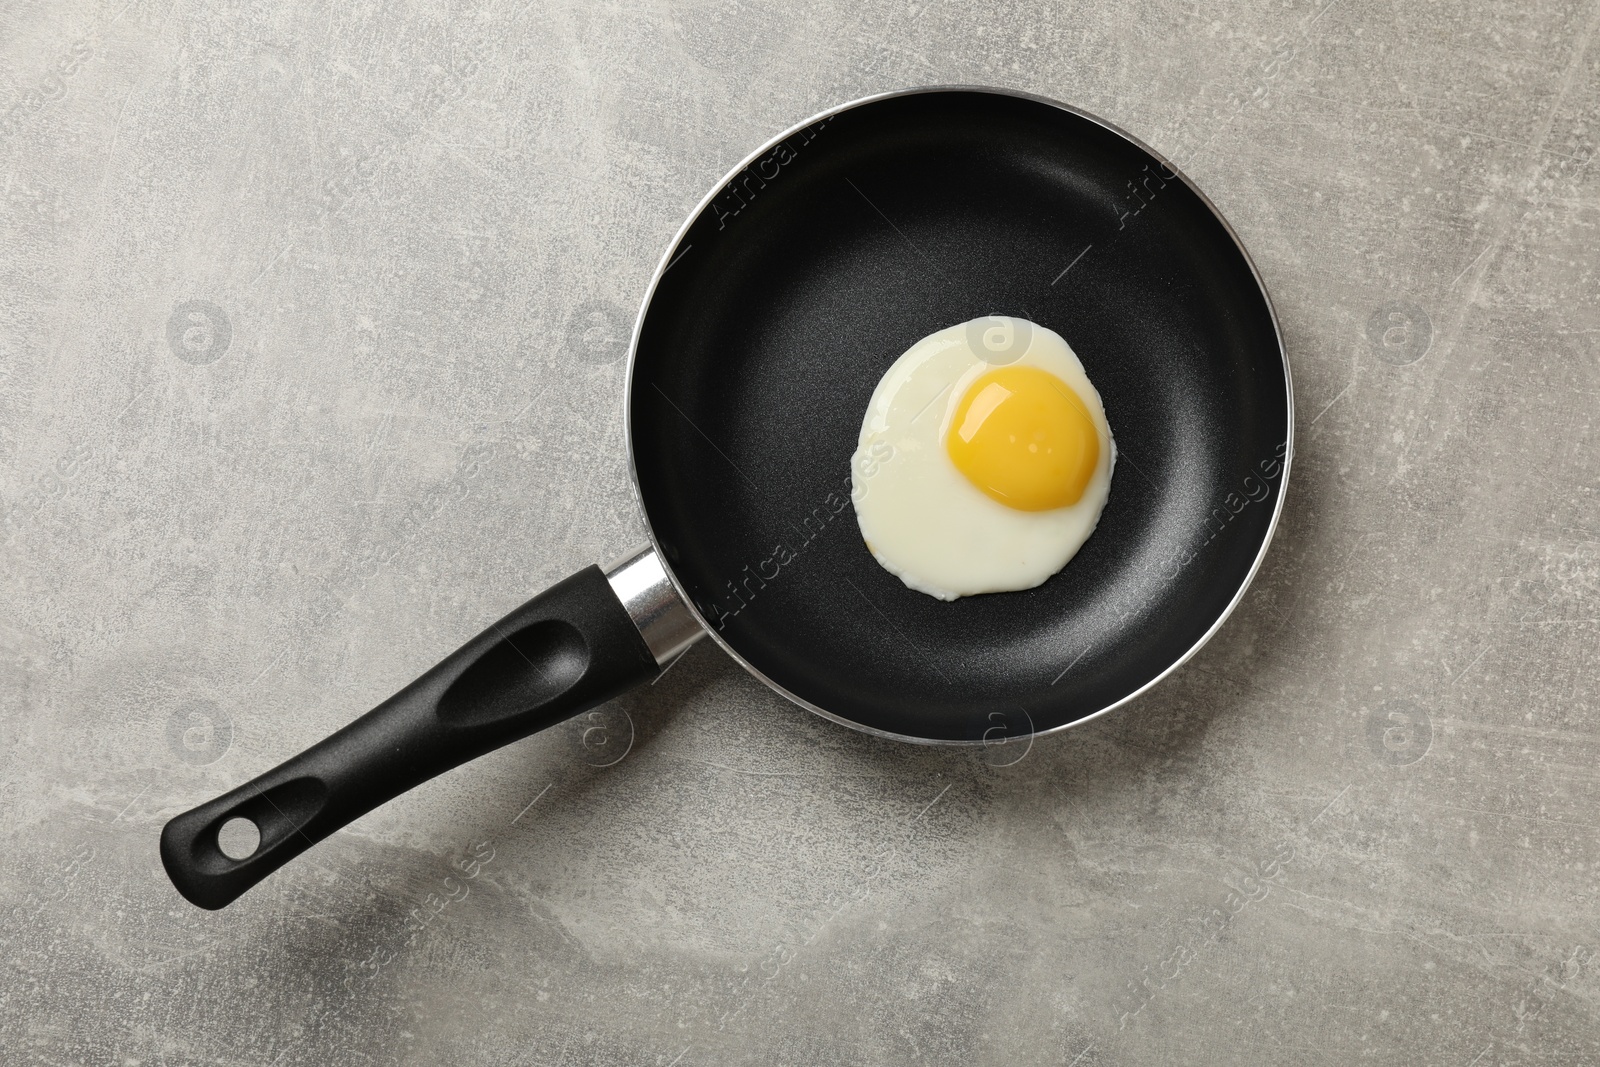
xmin=3 ymin=0 xmax=1598 ymax=1063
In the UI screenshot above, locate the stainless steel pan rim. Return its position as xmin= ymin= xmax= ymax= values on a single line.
xmin=620 ymin=84 xmax=1295 ymax=747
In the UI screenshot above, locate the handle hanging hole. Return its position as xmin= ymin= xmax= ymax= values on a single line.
xmin=217 ymin=817 xmax=261 ymax=860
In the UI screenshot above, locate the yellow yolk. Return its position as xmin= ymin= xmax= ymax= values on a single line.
xmin=946 ymin=366 xmax=1100 ymax=511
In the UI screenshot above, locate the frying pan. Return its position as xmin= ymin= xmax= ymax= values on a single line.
xmin=161 ymin=87 xmax=1292 ymax=909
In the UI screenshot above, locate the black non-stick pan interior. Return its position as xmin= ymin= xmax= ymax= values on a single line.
xmin=630 ymin=89 xmax=1290 ymax=742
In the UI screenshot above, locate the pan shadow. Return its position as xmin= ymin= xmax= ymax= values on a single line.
xmin=731 ymin=443 xmax=1324 ymax=842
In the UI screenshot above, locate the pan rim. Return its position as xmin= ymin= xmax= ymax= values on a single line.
xmin=621 ymin=84 xmax=1294 ymax=746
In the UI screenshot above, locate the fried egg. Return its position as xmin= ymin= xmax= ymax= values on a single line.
xmin=850 ymin=316 xmax=1115 ymax=600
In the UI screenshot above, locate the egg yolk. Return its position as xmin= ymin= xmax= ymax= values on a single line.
xmin=946 ymin=366 xmax=1100 ymax=511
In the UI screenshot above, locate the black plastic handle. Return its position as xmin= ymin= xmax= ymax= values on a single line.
xmin=160 ymin=565 xmax=658 ymax=909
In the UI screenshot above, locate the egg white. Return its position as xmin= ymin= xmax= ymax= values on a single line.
xmin=850 ymin=317 xmax=1116 ymax=600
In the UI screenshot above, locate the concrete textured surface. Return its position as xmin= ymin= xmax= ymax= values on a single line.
xmin=2 ymin=0 xmax=1598 ymax=1063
